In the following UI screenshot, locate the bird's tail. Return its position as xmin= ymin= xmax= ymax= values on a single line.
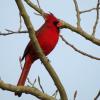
xmin=15 ymin=55 xmax=33 ymax=97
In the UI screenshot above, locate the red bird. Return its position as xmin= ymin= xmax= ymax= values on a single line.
xmin=15 ymin=13 xmax=62 ymax=97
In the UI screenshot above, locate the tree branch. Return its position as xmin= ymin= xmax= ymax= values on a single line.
xmin=0 ymin=80 xmax=55 ymax=100
xmin=15 ymin=0 xmax=68 ymax=100
xmin=92 ymin=0 xmax=100 ymax=36
xmin=73 ymin=90 xmax=77 ymax=100
xmin=0 ymin=29 xmax=27 ymax=36
xmin=73 ymin=0 xmax=81 ymax=27
xmin=80 ymin=7 xmax=100 ymax=14
xmin=38 ymin=76 xmax=45 ymax=93
xmin=60 ymin=21 xmax=100 ymax=46
xmin=94 ymin=90 xmax=100 ymax=100
xmin=18 ymin=13 xmax=22 ymax=31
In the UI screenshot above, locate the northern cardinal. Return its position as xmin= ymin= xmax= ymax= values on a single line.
xmin=15 ymin=13 xmax=62 ymax=97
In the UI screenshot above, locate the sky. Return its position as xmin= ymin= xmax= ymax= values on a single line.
xmin=0 ymin=0 xmax=100 ymax=100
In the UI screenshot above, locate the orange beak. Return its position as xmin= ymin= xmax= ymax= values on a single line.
xmin=57 ymin=21 xmax=63 ymax=28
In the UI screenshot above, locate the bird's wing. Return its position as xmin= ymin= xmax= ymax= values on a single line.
xmin=21 ymin=41 xmax=32 ymax=61
xmin=21 ymin=31 xmax=39 ymax=61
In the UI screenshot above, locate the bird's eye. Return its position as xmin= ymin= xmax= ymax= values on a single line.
xmin=53 ymin=21 xmax=59 ymax=26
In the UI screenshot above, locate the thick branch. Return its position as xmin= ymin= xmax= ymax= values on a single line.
xmin=15 ymin=0 xmax=68 ymax=100
xmin=60 ymin=21 xmax=100 ymax=46
xmin=0 ymin=80 xmax=55 ymax=100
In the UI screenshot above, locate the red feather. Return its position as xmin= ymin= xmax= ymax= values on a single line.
xmin=15 ymin=13 xmax=62 ymax=97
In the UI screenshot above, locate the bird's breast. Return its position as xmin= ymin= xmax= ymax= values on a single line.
xmin=37 ymin=28 xmax=59 ymax=55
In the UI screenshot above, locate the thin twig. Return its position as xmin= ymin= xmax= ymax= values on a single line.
xmin=0 ymin=29 xmax=27 ymax=36
xmin=27 ymin=78 xmax=37 ymax=87
xmin=80 ymin=7 xmax=100 ymax=14
xmin=60 ymin=35 xmax=100 ymax=60
xmin=36 ymin=0 xmax=41 ymax=9
xmin=73 ymin=0 xmax=81 ymax=27
xmin=52 ymin=89 xmax=58 ymax=98
xmin=32 ymin=78 xmax=37 ymax=86
xmin=38 ymin=76 xmax=45 ymax=93
xmin=24 ymin=0 xmax=45 ymax=15
xmin=18 ymin=13 xmax=22 ymax=31
xmin=36 ymin=0 xmax=45 ymax=18
xmin=92 ymin=0 xmax=100 ymax=36
xmin=34 ymin=12 xmax=42 ymax=16
xmin=74 ymin=90 xmax=77 ymax=100
xmin=94 ymin=90 xmax=100 ymax=100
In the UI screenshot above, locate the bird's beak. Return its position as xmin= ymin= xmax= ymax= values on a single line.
xmin=57 ymin=20 xmax=63 ymax=28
